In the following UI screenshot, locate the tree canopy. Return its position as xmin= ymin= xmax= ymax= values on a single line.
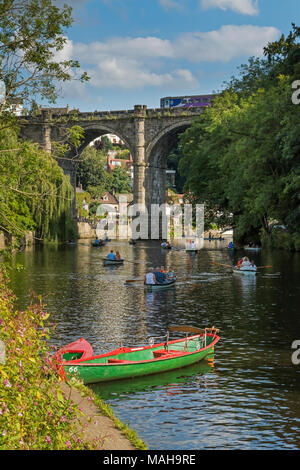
xmin=179 ymin=25 xmax=300 ymax=249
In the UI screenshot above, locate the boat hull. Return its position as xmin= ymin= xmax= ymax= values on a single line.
xmin=58 ymin=334 xmax=219 ymax=384
xmin=233 ymin=268 xmax=257 ymax=275
xmin=244 ymin=246 xmax=261 ymax=251
xmin=145 ymin=280 xmax=176 ymax=290
xmin=103 ymin=259 xmax=124 ymax=265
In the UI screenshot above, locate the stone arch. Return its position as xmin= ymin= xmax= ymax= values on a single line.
xmin=76 ymin=123 xmax=135 ymax=159
xmin=145 ymin=119 xmax=192 ymax=206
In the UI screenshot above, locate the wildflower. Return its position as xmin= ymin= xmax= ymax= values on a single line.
xmin=4 ymin=379 xmax=11 ymax=388
xmin=65 ymin=440 xmax=72 ymax=449
xmin=45 ymin=436 xmax=52 ymax=444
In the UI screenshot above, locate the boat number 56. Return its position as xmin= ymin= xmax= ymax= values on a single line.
xmin=68 ymin=366 xmax=78 ymax=373
xmin=291 ymin=340 xmax=300 ymax=365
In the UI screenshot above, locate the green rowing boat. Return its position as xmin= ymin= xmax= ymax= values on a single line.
xmin=53 ymin=326 xmax=220 ymax=384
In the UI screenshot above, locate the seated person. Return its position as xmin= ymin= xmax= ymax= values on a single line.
xmin=115 ymin=251 xmax=121 ymax=260
xmin=106 ymin=250 xmax=116 ymax=260
xmin=250 ymin=261 xmax=257 ymax=271
xmin=153 ymin=267 xmax=166 ymax=284
xmin=240 ymin=257 xmax=252 ymax=269
xmin=144 ymin=267 xmax=158 ymax=285
xmin=166 ymin=267 xmax=176 ymax=280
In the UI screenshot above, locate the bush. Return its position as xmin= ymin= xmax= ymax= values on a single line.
xmin=0 ymin=268 xmax=100 ymax=449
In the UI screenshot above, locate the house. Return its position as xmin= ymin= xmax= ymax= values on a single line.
xmin=106 ymin=151 xmax=134 ymax=185
xmin=7 ymin=98 xmax=24 ymax=116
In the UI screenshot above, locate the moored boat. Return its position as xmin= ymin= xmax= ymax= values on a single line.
xmin=52 ymin=337 xmax=93 ymax=364
xmin=53 ymin=326 xmax=220 ymax=384
xmin=244 ymin=246 xmax=261 ymax=251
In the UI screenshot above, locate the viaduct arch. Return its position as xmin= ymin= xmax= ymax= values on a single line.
xmin=19 ymin=105 xmax=205 ymax=234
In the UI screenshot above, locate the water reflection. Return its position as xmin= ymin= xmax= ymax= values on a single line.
xmin=9 ymin=242 xmax=300 ymax=450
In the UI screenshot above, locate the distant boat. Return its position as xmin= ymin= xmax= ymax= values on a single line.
xmin=92 ymin=241 xmax=104 ymax=247
xmin=244 ymin=246 xmax=261 ymax=251
xmin=52 ymin=326 xmax=220 ymax=384
xmin=161 ymin=242 xmax=172 ymax=249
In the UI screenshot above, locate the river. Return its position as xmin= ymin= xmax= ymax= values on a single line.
xmin=9 ymin=240 xmax=300 ymax=450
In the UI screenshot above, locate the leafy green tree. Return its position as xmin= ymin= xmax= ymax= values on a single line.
xmin=179 ymin=26 xmax=300 ymax=249
xmin=0 ymin=127 xmax=74 ymax=241
xmin=76 ymin=146 xmax=107 ymax=197
xmin=0 ymin=0 xmax=88 ymax=122
xmin=106 ymin=166 xmax=132 ymax=194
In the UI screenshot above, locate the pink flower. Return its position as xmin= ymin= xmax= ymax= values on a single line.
xmin=45 ymin=436 xmax=52 ymax=444
xmin=4 ymin=379 xmax=11 ymax=388
xmin=65 ymin=441 xmax=71 ymax=449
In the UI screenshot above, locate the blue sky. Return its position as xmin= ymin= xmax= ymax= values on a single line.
xmin=53 ymin=0 xmax=299 ymax=111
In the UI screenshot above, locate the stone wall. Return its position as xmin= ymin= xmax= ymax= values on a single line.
xmin=77 ymin=222 xmax=97 ymax=239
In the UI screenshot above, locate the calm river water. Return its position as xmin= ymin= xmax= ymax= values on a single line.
xmin=9 ymin=240 xmax=300 ymax=450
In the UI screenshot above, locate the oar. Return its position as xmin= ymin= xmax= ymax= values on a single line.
xmin=211 ymin=261 xmax=233 ymax=268
xmin=257 ymin=265 xmax=273 ymax=269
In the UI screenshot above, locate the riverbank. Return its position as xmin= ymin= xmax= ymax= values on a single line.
xmin=59 ymin=380 xmax=147 ymax=450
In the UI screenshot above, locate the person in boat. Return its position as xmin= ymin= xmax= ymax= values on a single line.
xmin=166 ymin=267 xmax=176 ymax=280
xmin=161 ymin=266 xmax=167 ymax=274
xmin=240 ymin=256 xmax=252 ymax=269
xmin=106 ymin=250 xmax=116 ymax=260
xmin=250 ymin=260 xmax=257 ymax=271
xmin=94 ymin=236 xmax=100 ymax=246
xmin=154 ymin=266 xmax=167 ymax=284
xmin=228 ymin=241 xmax=234 ymax=249
xmin=144 ymin=267 xmax=161 ymax=285
xmin=115 ymin=251 xmax=121 ymax=260
xmin=236 ymin=258 xmax=243 ymax=269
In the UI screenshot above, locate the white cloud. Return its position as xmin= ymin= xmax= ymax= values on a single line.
xmin=200 ymin=0 xmax=259 ymax=16
xmin=174 ymin=25 xmax=279 ymax=62
xmin=56 ymin=24 xmax=280 ymax=92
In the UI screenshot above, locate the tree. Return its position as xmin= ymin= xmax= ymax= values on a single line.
xmin=0 ymin=0 xmax=88 ymax=123
xmin=0 ymin=126 xmax=74 ymax=241
xmin=106 ymin=166 xmax=132 ymax=194
xmin=76 ymin=146 xmax=107 ymax=197
xmin=179 ymin=26 xmax=300 ymax=249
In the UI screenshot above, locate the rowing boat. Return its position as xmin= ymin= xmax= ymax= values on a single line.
xmin=52 ymin=326 xmax=220 ymax=384
xmin=233 ymin=267 xmax=257 ymax=275
xmin=92 ymin=241 xmax=104 ymax=247
xmin=244 ymin=246 xmax=261 ymax=251
xmin=52 ymin=337 xmax=93 ymax=363
xmin=145 ymin=279 xmax=176 ymax=290
xmin=103 ymin=258 xmax=124 ymax=265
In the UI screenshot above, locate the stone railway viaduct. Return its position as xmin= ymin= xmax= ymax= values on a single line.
xmin=19 ymin=105 xmax=204 ymax=211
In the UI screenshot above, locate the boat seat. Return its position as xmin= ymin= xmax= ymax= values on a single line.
xmin=107 ymin=358 xmax=132 ymax=363
xmin=153 ymin=349 xmax=187 ymax=358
